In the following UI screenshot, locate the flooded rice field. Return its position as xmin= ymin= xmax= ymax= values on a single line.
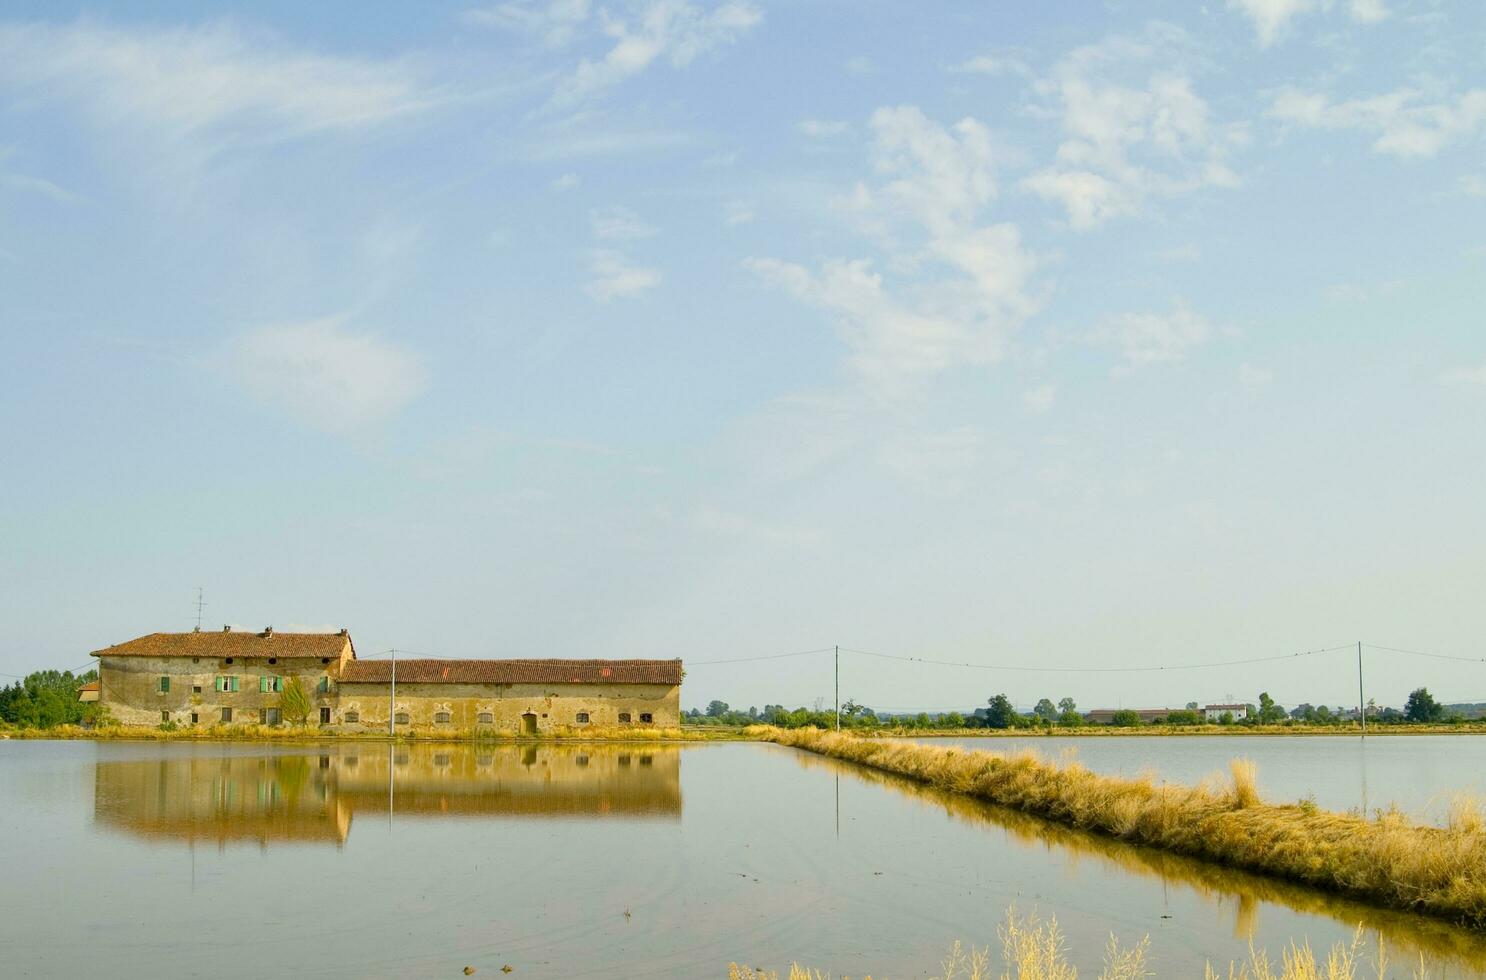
xmin=1 ymin=738 xmax=1483 ymax=978
xmin=911 ymin=734 xmax=1486 ymax=824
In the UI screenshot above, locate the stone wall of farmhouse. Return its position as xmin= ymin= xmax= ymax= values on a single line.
xmin=332 ymin=681 xmax=680 ymax=732
xmin=98 ymin=654 xmax=341 ymax=727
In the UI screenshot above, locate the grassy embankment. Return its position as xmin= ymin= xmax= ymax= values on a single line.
xmin=730 ymin=908 xmax=1433 ymax=979
xmin=880 ymin=723 xmax=1486 ymax=738
xmin=0 ymin=722 xmax=748 ymax=742
xmin=753 ymin=726 xmax=1486 ymax=929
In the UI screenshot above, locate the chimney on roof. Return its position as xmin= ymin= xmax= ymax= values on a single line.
xmin=262 ymin=626 xmax=274 ymax=637
xmin=222 ymin=625 xmax=231 ymax=632
xmin=338 ymin=628 xmax=348 ymax=636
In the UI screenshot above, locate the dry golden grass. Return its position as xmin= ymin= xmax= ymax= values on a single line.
xmin=729 ymin=909 xmax=1433 ymax=978
xmin=752 ymin=727 xmax=1486 ymax=928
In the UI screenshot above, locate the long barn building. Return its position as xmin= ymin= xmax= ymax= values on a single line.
xmin=90 ymin=628 xmax=682 ymax=733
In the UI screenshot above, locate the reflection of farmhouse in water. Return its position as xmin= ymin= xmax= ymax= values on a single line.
xmin=93 ymin=744 xmax=682 ymax=847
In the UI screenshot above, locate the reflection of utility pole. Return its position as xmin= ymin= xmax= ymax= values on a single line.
xmin=389 ymin=649 xmax=397 ymax=738
xmin=387 ymin=742 xmax=394 ymax=831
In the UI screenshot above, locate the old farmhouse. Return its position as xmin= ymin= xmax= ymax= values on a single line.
xmin=90 ymin=628 xmax=683 ymax=732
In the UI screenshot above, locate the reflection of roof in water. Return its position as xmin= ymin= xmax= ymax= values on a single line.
xmin=93 ymin=744 xmax=682 ymax=847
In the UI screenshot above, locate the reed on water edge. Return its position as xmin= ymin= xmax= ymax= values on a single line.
xmin=751 ymin=727 xmax=1486 ymax=928
xmin=728 ymin=908 xmax=1431 ymax=979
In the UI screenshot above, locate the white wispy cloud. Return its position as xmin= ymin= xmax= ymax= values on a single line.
xmin=724 ymin=199 xmax=755 ymax=225
xmin=1269 ymin=86 xmax=1486 ymax=158
xmin=690 ymin=506 xmax=823 ymax=547
xmin=1228 ymin=0 xmax=1386 ymax=44
xmin=586 ymin=248 xmax=661 ymax=300
xmin=951 ymin=54 xmax=1032 ymax=77
xmin=1094 ymin=301 xmax=1212 ymax=371
xmin=1440 ymin=365 xmax=1486 ymax=387
xmin=876 ymin=427 xmax=982 ymax=496
xmin=1228 ymin=0 xmax=1314 ymax=47
xmin=1238 ymin=362 xmax=1274 ymax=387
xmin=550 ymin=0 xmax=762 ymax=107
xmin=1022 ymin=384 xmax=1057 ymax=413
xmin=225 ymin=318 xmax=428 ymax=432
xmin=1349 ymin=0 xmax=1390 ymax=25
xmin=0 ymin=169 xmax=83 ymax=204
xmin=590 ymin=205 xmax=657 ymax=240
xmin=462 ymin=0 xmax=593 ymax=47
xmin=1021 ymin=25 xmax=1242 ymax=229
xmin=551 ymin=172 xmax=582 ymax=190
xmin=797 ymin=118 xmax=849 ymax=138
xmin=748 ymin=105 xmax=1038 ymax=397
xmin=0 ymin=19 xmax=436 ymax=149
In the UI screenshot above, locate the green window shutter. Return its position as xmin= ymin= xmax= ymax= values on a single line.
xmin=214 ymin=677 xmax=223 ymax=693
xmin=159 ymin=676 xmax=170 ymax=693
xmin=259 ymin=677 xmax=268 ymax=693
xmin=231 ymin=677 xmax=240 ymax=693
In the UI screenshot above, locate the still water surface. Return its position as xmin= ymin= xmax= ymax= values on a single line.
xmin=1 ymin=739 xmax=1483 ymax=978
xmin=912 ymin=734 xmax=1486 ymax=823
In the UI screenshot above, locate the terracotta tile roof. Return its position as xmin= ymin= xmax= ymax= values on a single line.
xmin=339 ymin=658 xmax=682 ymax=686
xmin=92 ymin=630 xmax=352 ymax=660
xmin=79 ymin=681 xmax=99 ymax=692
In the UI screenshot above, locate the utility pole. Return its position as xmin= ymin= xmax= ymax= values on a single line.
xmin=834 ymin=645 xmax=840 ymax=732
xmin=389 ymin=649 xmax=397 ymax=738
xmin=1357 ymin=641 xmax=1366 ymax=736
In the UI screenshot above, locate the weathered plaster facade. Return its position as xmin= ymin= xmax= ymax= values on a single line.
xmin=93 ymin=628 xmax=352 ymax=727
xmin=334 ymin=680 xmax=680 ymax=732
xmin=91 ymin=630 xmax=682 ymax=733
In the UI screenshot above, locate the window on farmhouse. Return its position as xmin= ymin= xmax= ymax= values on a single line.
xmin=395 ymin=712 xmax=410 ymax=725
xmin=317 ymin=676 xmax=329 ymax=694
xmin=259 ymin=676 xmax=283 ymax=693
xmin=618 ymin=712 xmax=631 ymax=723
xmin=221 ymin=707 xmax=233 ymax=723
xmin=260 ymin=707 xmax=280 ymax=726
xmin=190 ymin=712 xmax=199 ymax=725
xmin=344 ymin=711 xmax=360 ymax=724
xmin=640 ymin=713 xmax=653 ymax=724
xmin=319 ymin=707 xmax=331 ymax=725
xmin=477 ymin=712 xmax=493 ymax=725
xmin=576 ymin=712 xmax=590 ymax=723
xmin=434 ymin=711 xmax=451 ymax=724
xmin=192 ymin=685 xmax=202 ymax=694
xmin=161 ymin=711 xmax=169 ymax=723
xmin=158 ymin=676 xmax=170 ymax=693
xmin=215 ymin=676 xmax=239 ymax=693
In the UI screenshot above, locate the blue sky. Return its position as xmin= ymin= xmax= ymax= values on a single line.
xmin=3 ymin=0 xmax=1485 ymax=713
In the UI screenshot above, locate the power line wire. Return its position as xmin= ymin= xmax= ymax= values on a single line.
xmin=838 ymin=644 xmax=1356 ymax=673
xmin=688 ymin=647 xmax=833 ymax=666
xmin=1364 ymin=643 xmax=1486 ymax=665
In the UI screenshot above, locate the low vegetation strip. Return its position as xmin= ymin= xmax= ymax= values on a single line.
xmin=753 ymin=726 xmax=1486 ymax=929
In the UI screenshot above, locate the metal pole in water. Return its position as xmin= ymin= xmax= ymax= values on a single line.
xmin=1357 ymin=641 xmax=1366 ymax=736
xmin=834 ymin=645 xmax=840 ymax=732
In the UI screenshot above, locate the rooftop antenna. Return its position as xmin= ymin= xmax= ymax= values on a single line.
xmin=194 ymin=587 xmax=206 ymax=632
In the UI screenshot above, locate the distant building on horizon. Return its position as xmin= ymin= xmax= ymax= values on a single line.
xmin=1204 ymin=702 xmax=1249 ymax=722
xmin=88 ymin=627 xmax=682 ymax=733
xmin=1084 ymin=708 xmax=1174 ymax=724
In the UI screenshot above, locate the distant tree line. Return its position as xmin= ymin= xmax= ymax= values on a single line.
xmin=0 ymin=670 xmax=103 ymax=728
xmin=684 ymin=687 xmax=1477 ymax=730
